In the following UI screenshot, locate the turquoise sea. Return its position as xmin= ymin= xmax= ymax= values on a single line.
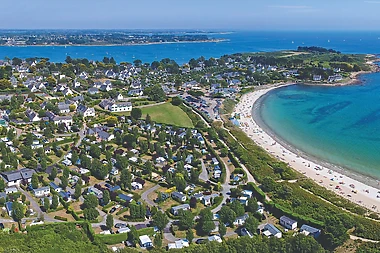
xmin=260 ymin=71 xmax=380 ymax=181
xmin=1 ymin=31 xmax=380 ymax=63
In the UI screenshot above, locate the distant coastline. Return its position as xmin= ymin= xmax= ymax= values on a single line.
xmin=0 ymin=39 xmax=228 ymax=47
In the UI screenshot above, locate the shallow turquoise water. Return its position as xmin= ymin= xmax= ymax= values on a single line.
xmin=260 ymin=72 xmax=380 ymax=180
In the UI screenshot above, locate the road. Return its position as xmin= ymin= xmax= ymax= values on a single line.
xmin=141 ymin=185 xmax=160 ymax=207
xmin=18 ymin=188 xmax=62 ymax=223
xmin=199 ymin=159 xmax=208 ymax=182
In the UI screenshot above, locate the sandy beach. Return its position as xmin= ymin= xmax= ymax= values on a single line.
xmin=233 ymin=83 xmax=380 ymax=213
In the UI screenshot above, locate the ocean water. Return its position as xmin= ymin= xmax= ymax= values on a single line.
xmin=260 ymin=72 xmax=380 ymax=180
xmin=1 ymin=31 xmax=380 ymax=63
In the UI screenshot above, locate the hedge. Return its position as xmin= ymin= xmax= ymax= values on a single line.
xmin=54 ymin=216 xmax=68 ymax=221
xmin=245 ymin=182 xmax=266 ymax=202
xmin=265 ymin=201 xmax=324 ymax=228
xmin=116 ymin=207 xmax=128 ymax=215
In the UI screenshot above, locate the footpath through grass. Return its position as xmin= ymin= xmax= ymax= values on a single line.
xmin=141 ymin=103 xmax=194 ymax=128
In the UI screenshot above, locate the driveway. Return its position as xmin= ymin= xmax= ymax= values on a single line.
xmin=199 ymin=159 xmax=208 ymax=182
xmin=141 ymin=185 xmax=160 ymax=207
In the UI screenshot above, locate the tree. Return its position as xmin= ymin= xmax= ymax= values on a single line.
xmin=244 ymin=215 xmax=259 ymax=235
xmin=106 ymin=116 xmax=118 ymax=126
xmin=171 ymin=96 xmax=182 ymax=106
xmin=74 ymin=183 xmax=82 ymax=199
xmin=43 ymin=197 xmax=50 ymax=212
xmin=102 ymin=190 xmax=110 ymax=205
xmin=219 ymin=222 xmax=227 ymax=240
xmin=199 ymin=208 xmax=215 ymax=234
xmin=120 ymin=168 xmax=132 ymax=190
xmin=49 ymin=167 xmax=57 ymax=180
xmin=173 ymin=173 xmax=186 ymax=192
xmin=154 ymin=233 xmax=162 ymax=248
xmin=130 ymin=108 xmax=142 ymax=120
xmin=106 ymin=214 xmax=114 ymax=230
xmin=69 ymin=104 xmax=76 ymax=112
xmin=89 ymin=145 xmax=101 ymax=159
xmin=12 ymin=201 xmax=24 ymax=222
xmin=84 ymin=208 xmax=99 ymax=220
xmin=246 ymin=197 xmax=258 ymax=213
xmin=186 ymin=229 xmax=194 ymax=243
xmin=144 ymin=85 xmax=167 ymax=102
xmin=0 ymin=178 xmax=5 ymax=192
xmin=60 ymin=176 xmax=68 ymax=189
xmin=287 ymin=234 xmax=325 ymax=253
xmin=152 ymin=212 xmax=169 ymax=231
xmin=84 ymin=194 xmax=99 ymax=209
xmin=201 ymin=220 xmax=216 ymax=235
xmin=230 ymin=200 xmax=245 ymax=217
xmin=219 ymin=206 xmax=237 ymax=226
xmin=51 ymin=195 xmax=59 ymax=209
xmin=178 ymin=210 xmax=194 ymax=230
xmin=128 ymin=226 xmax=139 ymax=246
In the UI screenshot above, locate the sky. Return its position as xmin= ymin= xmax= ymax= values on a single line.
xmin=1 ymin=0 xmax=380 ymax=30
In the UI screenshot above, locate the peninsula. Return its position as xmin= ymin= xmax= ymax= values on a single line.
xmin=0 ymin=30 xmax=224 ymax=46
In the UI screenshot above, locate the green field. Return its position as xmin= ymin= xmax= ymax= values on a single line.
xmin=141 ymin=103 xmax=194 ymax=128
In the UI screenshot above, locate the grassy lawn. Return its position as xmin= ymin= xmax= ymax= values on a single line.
xmin=141 ymin=103 xmax=194 ymax=128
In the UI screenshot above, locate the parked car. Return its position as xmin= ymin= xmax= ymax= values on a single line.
xmin=195 ymin=239 xmax=207 ymax=244
xmin=109 ymin=207 xmax=117 ymax=214
xmin=115 ymin=223 xmax=127 ymax=229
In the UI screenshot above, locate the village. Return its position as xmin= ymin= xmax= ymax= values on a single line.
xmin=0 ymin=50 xmax=360 ymax=251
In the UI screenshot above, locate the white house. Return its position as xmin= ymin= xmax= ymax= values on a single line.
xmin=53 ymin=116 xmax=73 ymax=126
xmin=172 ymin=192 xmax=187 ymax=202
xmin=33 ymin=186 xmax=51 ymax=198
xmin=139 ymin=235 xmax=153 ymax=248
xmin=171 ymin=204 xmax=190 ymax=215
xmin=263 ymin=224 xmax=282 ymax=238
xmin=110 ymin=102 xmax=132 ymax=112
xmin=5 ymin=186 xmax=18 ymax=194
xmin=280 ymin=216 xmax=297 ymax=230
xmin=77 ymin=104 xmax=96 ymax=117
xmin=25 ymin=109 xmax=40 ymax=122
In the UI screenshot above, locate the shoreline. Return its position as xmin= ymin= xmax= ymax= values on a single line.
xmin=0 ymin=39 xmax=228 ymax=47
xmin=234 ymin=80 xmax=380 ymax=213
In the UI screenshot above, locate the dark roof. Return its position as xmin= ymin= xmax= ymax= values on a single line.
xmin=300 ymin=224 xmax=321 ymax=234
xmin=118 ymin=194 xmax=132 ymax=202
xmin=264 ymin=224 xmax=281 ymax=235
xmin=134 ymin=224 xmax=148 ymax=230
xmin=280 ymin=216 xmax=297 ymax=225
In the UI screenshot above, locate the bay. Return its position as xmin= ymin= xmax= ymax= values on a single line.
xmin=260 ymin=72 xmax=380 ymax=180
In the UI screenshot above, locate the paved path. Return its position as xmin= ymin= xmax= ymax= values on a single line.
xmin=199 ymin=159 xmax=208 ymax=182
xmin=350 ymin=235 xmax=379 ymax=243
xmin=19 ymin=188 xmax=61 ymax=223
xmin=141 ymin=185 xmax=160 ymax=207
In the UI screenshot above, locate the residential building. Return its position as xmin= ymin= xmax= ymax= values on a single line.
xmin=33 ymin=186 xmax=51 ymax=198
xmin=49 ymin=182 xmax=62 ymax=192
xmin=139 ymin=235 xmax=153 ymax=248
xmin=1 ymin=168 xmax=35 ymax=187
xmin=300 ymin=224 xmax=321 ymax=238
xmin=280 ymin=216 xmax=298 ymax=230
xmin=77 ymin=105 xmax=96 ymax=117
xmin=263 ymin=224 xmax=282 ymax=238
xmin=88 ymin=186 xmax=103 ymax=199
xmin=5 ymin=186 xmax=18 ymax=194
xmin=172 ymin=192 xmax=187 ymax=202
xmin=208 ymin=235 xmax=222 ymax=243
xmin=5 ymin=202 xmax=12 ymax=216
xmin=171 ymin=204 xmax=190 ymax=215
